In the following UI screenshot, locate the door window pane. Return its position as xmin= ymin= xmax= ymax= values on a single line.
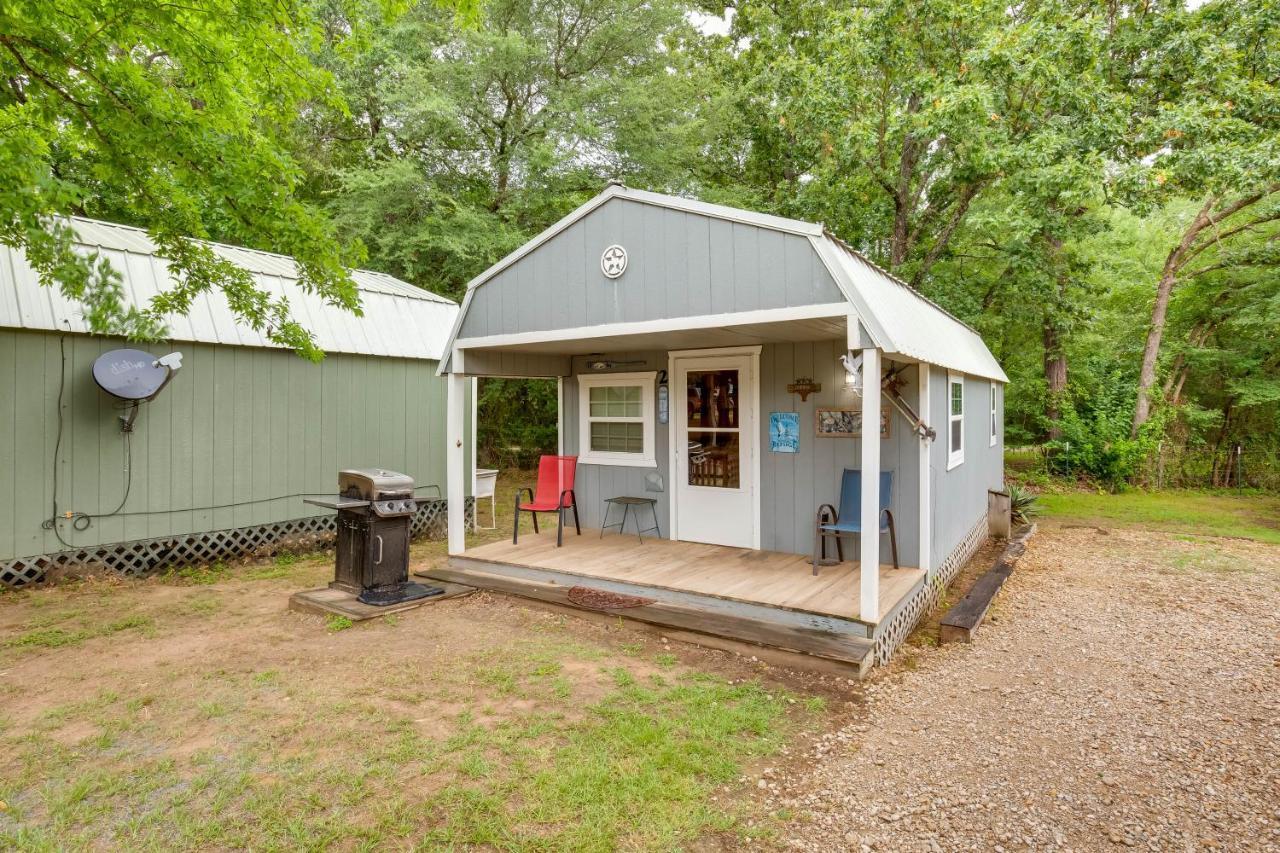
xmin=687 ymin=431 xmax=740 ymax=488
xmin=590 ymin=421 xmax=644 ymax=453
xmin=686 ymin=370 xmax=740 ymax=428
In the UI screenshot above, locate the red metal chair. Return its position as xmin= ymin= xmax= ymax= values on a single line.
xmin=513 ymin=455 xmax=580 ymax=547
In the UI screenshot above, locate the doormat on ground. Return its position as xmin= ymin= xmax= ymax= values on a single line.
xmin=567 ymin=586 xmax=655 ymax=610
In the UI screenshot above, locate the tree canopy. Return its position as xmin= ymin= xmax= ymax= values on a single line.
xmin=5 ymin=0 xmax=1277 ymax=484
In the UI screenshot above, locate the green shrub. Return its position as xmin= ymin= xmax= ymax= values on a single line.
xmin=1045 ymin=382 xmax=1161 ymax=488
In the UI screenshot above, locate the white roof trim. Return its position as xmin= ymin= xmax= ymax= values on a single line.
xmin=452 ymin=302 xmax=851 ymax=351
xmin=2 ymin=217 xmax=459 ymax=360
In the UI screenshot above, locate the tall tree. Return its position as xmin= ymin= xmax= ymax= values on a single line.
xmin=1123 ymin=0 xmax=1280 ymax=433
xmin=0 ymin=0 xmax=420 ymax=358
xmin=301 ymin=0 xmax=702 ymax=298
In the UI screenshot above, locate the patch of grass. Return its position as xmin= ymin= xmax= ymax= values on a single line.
xmin=325 ymin=614 xmax=353 ymax=632
xmin=1040 ymin=489 xmax=1280 ymax=543
xmin=0 ymin=530 xmax=820 ymax=851
xmin=197 ymin=701 xmax=228 ymax=720
xmin=1163 ymin=549 xmax=1254 ymax=575
xmin=163 ymin=560 xmax=230 ymax=585
xmin=184 ymin=594 xmax=222 ymax=616
xmin=5 ymin=627 xmax=92 ymax=649
xmin=4 ymin=614 xmax=153 ymax=651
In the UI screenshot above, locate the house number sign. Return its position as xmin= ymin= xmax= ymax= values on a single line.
xmin=601 ymin=244 xmax=628 ymax=279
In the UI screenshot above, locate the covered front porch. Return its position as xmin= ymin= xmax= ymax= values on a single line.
xmin=440 ymin=305 xmax=926 ymax=628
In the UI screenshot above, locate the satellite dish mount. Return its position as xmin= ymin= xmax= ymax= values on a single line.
xmin=91 ymin=349 xmax=184 ymax=432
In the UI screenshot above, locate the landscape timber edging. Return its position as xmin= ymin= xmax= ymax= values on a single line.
xmin=938 ymin=522 xmax=1038 ymax=645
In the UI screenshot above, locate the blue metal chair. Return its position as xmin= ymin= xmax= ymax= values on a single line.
xmin=813 ymin=470 xmax=899 ymax=576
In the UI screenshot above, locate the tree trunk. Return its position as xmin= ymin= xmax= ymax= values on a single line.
xmin=1209 ymin=399 xmax=1233 ymax=487
xmin=1132 ymin=199 xmax=1216 ymax=436
xmin=1043 ymin=319 xmax=1068 ymax=441
xmin=1132 ymin=185 xmax=1277 ymax=436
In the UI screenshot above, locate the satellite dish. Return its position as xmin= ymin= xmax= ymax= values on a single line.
xmin=92 ymin=349 xmax=172 ymax=401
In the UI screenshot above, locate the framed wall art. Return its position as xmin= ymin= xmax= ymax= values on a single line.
xmin=814 ymin=407 xmax=891 ymax=439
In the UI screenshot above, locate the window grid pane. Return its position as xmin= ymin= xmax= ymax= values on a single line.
xmin=951 ymin=382 xmax=964 ymax=416
xmin=590 ymin=421 xmax=644 ymax=453
xmin=589 ymin=384 xmax=641 ymax=418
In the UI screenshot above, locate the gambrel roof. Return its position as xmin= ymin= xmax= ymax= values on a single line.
xmin=441 ymin=185 xmax=1007 ymax=381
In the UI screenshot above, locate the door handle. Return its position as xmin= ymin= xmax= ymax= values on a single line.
xmin=374 ymin=535 xmax=383 ymax=565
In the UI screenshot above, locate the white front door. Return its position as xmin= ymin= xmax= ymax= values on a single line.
xmin=673 ymin=351 xmax=757 ymax=548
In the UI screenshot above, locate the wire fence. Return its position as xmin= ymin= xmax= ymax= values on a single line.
xmin=1142 ymin=445 xmax=1280 ymax=491
xmin=1006 ymin=444 xmax=1280 ymax=491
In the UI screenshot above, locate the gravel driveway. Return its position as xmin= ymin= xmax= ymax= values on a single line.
xmin=771 ymin=523 xmax=1280 ymax=852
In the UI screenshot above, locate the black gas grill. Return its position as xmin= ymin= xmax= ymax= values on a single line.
xmin=307 ymin=468 xmax=443 ymax=606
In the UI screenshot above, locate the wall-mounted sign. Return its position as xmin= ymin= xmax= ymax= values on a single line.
xmin=601 ymin=244 xmax=628 ymax=278
xmin=786 ymin=377 xmax=822 ymax=401
xmin=769 ymin=412 xmax=800 ymax=453
xmin=815 ymin=407 xmax=891 ymax=439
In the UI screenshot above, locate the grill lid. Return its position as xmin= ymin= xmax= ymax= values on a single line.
xmin=339 ymin=468 xmax=414 ymax=500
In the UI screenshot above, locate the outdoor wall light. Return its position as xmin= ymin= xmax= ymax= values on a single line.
xmin=840 ymin=352 xmax=863 ymax=396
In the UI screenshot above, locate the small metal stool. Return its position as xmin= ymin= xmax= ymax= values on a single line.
xmin=600 ymin=496 xmax=661 ymax=543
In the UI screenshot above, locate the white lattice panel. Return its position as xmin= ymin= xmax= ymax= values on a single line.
xmin=872 ymin=513 xmax=989 ymax=665
xmin=0 ymin=498 xmax=471 ymax=587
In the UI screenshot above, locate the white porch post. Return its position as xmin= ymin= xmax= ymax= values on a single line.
xmin=556 ymin=377 xmax=564 ymax=455
xmin=917 ymin=364 xmax=932 ymax=575
xmin=446 ymin=368 xmax=467 ymax=556
xmin=859 ymin=345 xmax=881 ymax=622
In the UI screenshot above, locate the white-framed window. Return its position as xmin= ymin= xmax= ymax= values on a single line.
xmin=577 ymin=371 xmax=657 ymax=468
xmin=947 ymin=372 xmax=964 ymax=470
xmin=989 ymin=382 xmax=998 ymax=447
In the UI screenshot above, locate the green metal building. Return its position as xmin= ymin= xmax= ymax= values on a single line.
xmin=0 ymin=218 xmax=470 ymax=586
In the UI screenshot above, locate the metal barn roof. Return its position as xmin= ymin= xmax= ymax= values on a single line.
xmin=446 ymin=185 xmax=1007 ymax=381
xmin=0 ymin=217 xmax=458 ymax=361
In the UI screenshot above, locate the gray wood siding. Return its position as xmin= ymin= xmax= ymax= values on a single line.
xmin=1 ymin=329 xmax=462 ymax=561
xmin=758 ymin=344 xmax=921 ymax=567
xmin=458 ymin=198 xmax=844 ymax=340
xmin=929 ymin=367 xmax=1004 ymax=569
xmin=556 ymin=342 xmax=923 ymax=567
xmin=561 ymin=351 xmax=671 ymax=535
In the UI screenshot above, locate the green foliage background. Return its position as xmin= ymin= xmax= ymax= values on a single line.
xmin=4 ymin=0 xmax=1277 ymax=485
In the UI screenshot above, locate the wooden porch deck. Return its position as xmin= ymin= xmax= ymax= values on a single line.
xmin=422 ymin=529 xmax=925 ymax=672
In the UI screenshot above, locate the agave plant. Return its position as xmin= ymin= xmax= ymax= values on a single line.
xmin=1005 ymin=482 xmax=1042 ymax=526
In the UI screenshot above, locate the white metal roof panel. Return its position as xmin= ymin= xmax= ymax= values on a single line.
xmin=818 ymin=236 xmax=1008 ymax=382
xmin=0 ymin=217 xmax=458 ymax=361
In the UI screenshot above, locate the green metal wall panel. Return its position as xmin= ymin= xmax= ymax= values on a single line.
xmin=0 ymin=329 xmax=456 ymax=561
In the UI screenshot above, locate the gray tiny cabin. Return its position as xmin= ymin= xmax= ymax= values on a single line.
xmin=431 ymin=185 xmax=1007 ymax=671
xmin=0 ymin=218 xmax=467 ymax=587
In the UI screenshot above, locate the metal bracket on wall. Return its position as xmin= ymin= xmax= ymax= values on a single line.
xmin=119 ymin=401 xmax=141 ymax=432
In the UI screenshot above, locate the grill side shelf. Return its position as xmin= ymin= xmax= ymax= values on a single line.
xmin=304 ymin=496 xmax=372 ymax=511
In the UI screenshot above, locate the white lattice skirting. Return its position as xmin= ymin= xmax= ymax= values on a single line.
xmin=0 ymin=498 xmax=473 ymax=588
xmin=872 ymin=513 xmax=989 ymax=665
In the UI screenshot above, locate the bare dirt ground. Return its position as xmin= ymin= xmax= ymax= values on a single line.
xmin=4 ymin=492 xmax=1279 ymax=849
xmin=764 ymin=522 xmax=1280 ymax=852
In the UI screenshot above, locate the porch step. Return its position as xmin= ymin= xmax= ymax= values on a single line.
xmin=422 ymin=558 xmax=875 ymax=675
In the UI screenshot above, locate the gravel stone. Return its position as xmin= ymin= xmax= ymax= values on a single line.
xmin=768 ymin=524 xmax=1280 ymax=852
